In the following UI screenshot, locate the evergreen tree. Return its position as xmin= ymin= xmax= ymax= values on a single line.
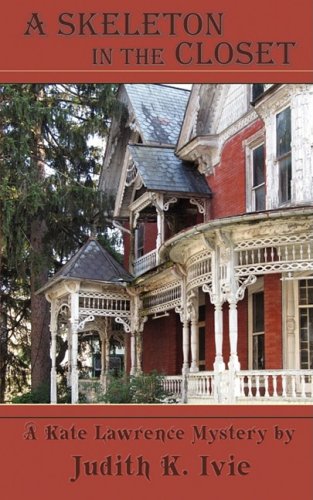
xmin=0 ymin=84 xmax=119 ymax=398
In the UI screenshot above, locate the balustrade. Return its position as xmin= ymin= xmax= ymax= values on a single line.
xmin=162 ymin=370 xmax=313 ymax=403
xmin=236 ymin=235 xmax=313 ymax=276
xmin=133 ymin=249 xmax=157 ymax=276
xmin=162 ymin=376 xmax=182 ymax=398
xmin=237 ymin=370 xmax=313 ymax=400
xmin=188 ymin=372 xmax=215 ymax=399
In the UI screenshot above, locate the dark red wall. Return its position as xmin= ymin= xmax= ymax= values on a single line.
xmin=142 ymin=311 xmax=182 ymax=375
xmin=264 ymin=274 xmax=283 ymax=369
xmin=207 ymin=119 xmax=264 ymax=220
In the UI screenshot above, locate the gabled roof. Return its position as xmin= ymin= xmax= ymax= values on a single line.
xmin=125 ymin=84 xmax=190 ymax=145
xmin=38 ymin=239 xmax=133 ymax=293
xmin=128 ymin=145 xmax=211 ymax=197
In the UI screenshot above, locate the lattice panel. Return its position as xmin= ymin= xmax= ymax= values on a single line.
xmin=236 ymin=239 xmax=313 ymax=276
xmin=142 ymin=283 xmax=181 ymax=315
xmin=187 ymin=251 xmax=212 ymax=291
xmin=236 ymin=232 xmax=313 ymax=250
xmin=79 ymin=308 xmax=131 ymax=318
xmin=79 ymin=292 xmax=131 ymax=317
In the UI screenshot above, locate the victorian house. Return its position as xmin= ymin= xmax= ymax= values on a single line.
xmin=42 ymin=83 xmax=313 ymax=404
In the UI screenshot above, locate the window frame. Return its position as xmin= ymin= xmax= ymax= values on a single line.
xmin=248 ymin=278 xmax=265 ymax=370
xmin=245 ymin=129 xmax=266 ymax=213
xmin=135 ymin=222 xmax=145 ymax=259
xmin=275 ymin=106 xmax=292 ymax=205
xmin=251 ymin=143 xmax=266 ymax=211
xmin=298 ymin=279 xmax=313 ymax=370
xmin=251 ymin=84 xmax=265 ymax=102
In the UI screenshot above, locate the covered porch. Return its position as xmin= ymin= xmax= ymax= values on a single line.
xmin=141 ymin=208 xmax=313 ymax=404
xmin=39 ymin=238 xmax=134 ymax=404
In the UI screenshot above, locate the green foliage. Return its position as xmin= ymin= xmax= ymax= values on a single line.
xmin=1 ymin=83 xmax=119 ymax=276
xmin=102 ymin=375 xmax=133 ymax=404
xmin=0 ymin=83 xmax=120 ymax=399
xmin=102 ymin=372 xmax=172 ymax=405
xmin=130 ymin=371 xmax=168 ymax=404
xmin=11 ymin=382 xmax=50 ymax=404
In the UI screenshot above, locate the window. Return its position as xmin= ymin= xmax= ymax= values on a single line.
xmin=249 ymin=287 xmax=265 ymax=370
xmin=251 ymin=84 xmax=265 ymax=101
xmin=252 ymin=292 xmax=265 ymax=369
xmin=245 ymin=130 xmax=265 ymax=212
xmin=135 ymin=222 xmax=144 ymax=258
xmin=276 ymin=107 xmax=292 ymax=204
xmin=252 ymin=144 xmax=265 ymax=211
xmin=299 ymin=280 xmax=313 ymax=370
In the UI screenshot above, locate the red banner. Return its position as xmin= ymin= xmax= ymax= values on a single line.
xmin=1 ymin=405 xmax=312 ymax=500
xmin=0 ymin=0 xmax=312 ymax=82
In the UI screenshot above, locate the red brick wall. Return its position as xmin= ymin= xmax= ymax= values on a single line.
xmin=122 ymin=222 xmax=157 ymax=271
xmin=207 ymin=119 xmax=264 ymax=220
xmin=264 ymin=274 xmax=282 ymax=369
xmin=142 ymin=311 xmax=182 ymax=375
xmin=144 ymin=222 xmax=157 ymax=253
xmin=205 ymin=296 xmax=215 ymax=369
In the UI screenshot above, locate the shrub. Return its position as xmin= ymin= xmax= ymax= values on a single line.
xmin=102 ymin=371 xmax=173 ymax=404
xmin=102 ymin=375 xmax=132 ymax=404
xmin=130 ymin=371 xmax=167 ymax=404
xmin=12 ymin=383 xmax=50 ymax=404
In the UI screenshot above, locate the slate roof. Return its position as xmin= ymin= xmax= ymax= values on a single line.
xmin=124 ymin=84 xmax=190 ymax=145
xmin=128 ymin=145 xmax=211 ymax=197
xmin=38 ymin=239 xmax=132 ymax=293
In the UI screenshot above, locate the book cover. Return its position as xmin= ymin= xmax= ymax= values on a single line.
xmin=0 ymin=1 xmax=312 ymax=499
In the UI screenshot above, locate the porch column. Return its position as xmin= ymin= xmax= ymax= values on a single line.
xmin=129 ymin=211 xmax=135 ymax=274
xmin=285 ymin=279 xmax=296 ymax=369
xmin=130 ymin=333 xmax=136 ymax=375
xmin=190 ymin=318 xmax=199 ymax=372
xmin=136 ymin=332 xmax=143 ymax=374
xmin=182 ymin=319 xmax=190 ymax=374
xmin=105 ymin=332 xmax=110 ymax=375
xmin=123 ymin=333 xmax=128 ymax=374
xmin=189 ymin=292 xmax=199 ymax=372
xmin=213 ymin=302 xmax=225 ymax=372
xmin=70 ymin=290 xmax=79 ymax=404
xmin=228 ymin=299 xmax=240 ymax=371
xmin=100 ymin=336 xmax=105 ymax=376
xmin=67 ymin=328 xmax=72 ymax=388
xmin=100 ymin=331 xmax=107 ymax=384
xmin=49 ymin=300 xmax=57 ymax=404
xmin=154 ymin=194 xmax=164 ymax=265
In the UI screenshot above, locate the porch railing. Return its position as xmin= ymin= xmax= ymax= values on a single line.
xmin=188 ymin=372 xmax=215 ymax=399
xmin=163 ymin=369 xmax=313 ymax=403
xmin=237 ymin=369 xmax=313 ymax=401
xmin=133 ymin=249 xmax=157 ymax=276
xmin=162 ymin=376 xmax=182 ymax=399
